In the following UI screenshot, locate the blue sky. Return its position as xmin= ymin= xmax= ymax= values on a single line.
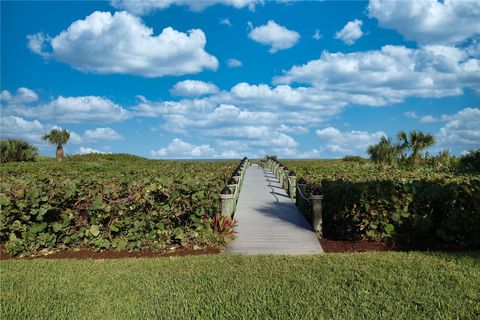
xmin=1 ymin=0 xmax=479 ymax=159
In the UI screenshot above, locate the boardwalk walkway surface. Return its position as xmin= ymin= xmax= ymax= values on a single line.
xmin=226 ymin=165 xmax=324 ymax=255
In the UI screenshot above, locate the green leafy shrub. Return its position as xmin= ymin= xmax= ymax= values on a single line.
xmin=0 ymin=139 xmax=38 ymax=163
xmin=342 ymin=155 xmax=365 ymax=162
xmin=423 ymin=149 xmax=458 ymax=172
xmin=284 ymin=160 xmax=480 ymax=247
xmin=0 ymin=154 xmax=237 ymax=255
xmin=319 ymin=178 xmax=480 ymax=246
xmin=459 ymin=148 xmax=480 ymax=173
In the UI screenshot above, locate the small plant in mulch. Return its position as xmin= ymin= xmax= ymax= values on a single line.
xmin=211 ymin=214 xmax=237 ymax=245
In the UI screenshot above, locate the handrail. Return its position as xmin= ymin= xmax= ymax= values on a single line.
xmin=263 ymin=158 xmax=324 ymax=235
xmin=220 ymin=157 xmax=249 ymax=218
xmin=296 ymin=184 xmax=310 ymax=202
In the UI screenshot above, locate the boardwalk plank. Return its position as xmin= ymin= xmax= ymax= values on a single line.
xmin=226 ymin=165 xmax=324 ymax=255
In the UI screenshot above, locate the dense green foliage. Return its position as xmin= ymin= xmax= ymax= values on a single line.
xmin=285 ymin=160 xmax=480 ymax=247
xmin=367 ymin=130 xmax=436 ymax=166
xmin=367 ymin=137 xmax=400 ymax=165
xmin=0 ymin=154 xmax=237 ymax=255
xmin=459 ymin=148 xmax=480 ymax=173
xmin=342 ymin=155 xmax=365 ymax=162
xmin=0 ymin=139 xmax=38 ymax=163
xmin=396 ymin=130 xmax=436 ymax=163
xmin=1 ymin=252 xmax=479 ymax=319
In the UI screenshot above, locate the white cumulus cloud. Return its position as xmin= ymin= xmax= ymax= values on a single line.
xmin=437 ymin=107 xmax=480 ymax=147
xmin=27 ymin=11 xmax=218 ymax=77
xmin=75 ymin=147 xmax=108 ymax=155
xmin=110 ymin=0 xmax=262 ymax=15
xmin=0 ymin=116 xmax=84 ymax=146
xmin=68 ymin=131 xmax=84 ymax=144
xmin=316 ymin=127 xmax=386 ymax=155
xmin=1 ymin=87 xmax=38 ymax=104
xmin=335 ymin=19 xmax=363 ymax=45
xmin=227 ymin=58 xmax=243 ymax=68
xmin=0 ymin=116 xmax=44 ymax=142
xmin=170 ymin=80 xmax=219 ymax=97
xmin=84 ymin=127 xmax=123 ymax=140
xmin=277 ymin=124 xmax=309 ymax=134
xmin=313 ymin=29 xmax=322 ymax=40
xmin=248 ymin=20 xmax=300 ymax=53
xmin=220 ymin=18 xmax=232 ymax=26
xmin=151 ymin=138 xmax=214 ymax=158
xmin=3 ymin=91 xmax=131 ymax=124
xmin=404 ymin=111 xmax=445 ymax=123
xmin=368 ymin=0 xmax=480 ymax=45
xmin=275 ymin=45 xmax=480 ymax=105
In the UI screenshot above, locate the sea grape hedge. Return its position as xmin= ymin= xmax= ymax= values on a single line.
xmin=285 ymin=160 xmax=480 ymax=247
xmin=0 ymin=155 xmax=236 ymax=255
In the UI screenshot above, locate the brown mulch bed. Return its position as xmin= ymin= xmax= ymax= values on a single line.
xmin=0 ymin=246 xmax=221 ymax=260
xmin=319 ymin=238 xmax=397 ymax=253
xmin=319 ymin=238 xmax=478 ymax=253
xmin=2 ymin=241 xmax=475 ymax=260
xmin=0 ymin=241 xmax=398 ymax=259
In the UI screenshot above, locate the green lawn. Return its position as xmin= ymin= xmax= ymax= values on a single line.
xmin=1 ymin=252 xmax=479 ymax=319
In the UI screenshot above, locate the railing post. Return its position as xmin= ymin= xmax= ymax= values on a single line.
xmin=228 ymin=178 xmax=238 ymax=213
xmin=296 ymin=178 xmax=307 ymax=215
xmin=233 ymin=171 xmax=240 ymax=184
xmin=283 ymin=167 xmax=289 ymax=191
xmin=278 ymin=165 xmax=284 ymax=186
xmin=227 ymin=178 xmax=237 ymax=194
xmin=288 ymin=171 xmax=296 ymax=200
xmin=311 ymin=187 xmax=323 ymax=235
xmin=220 ymin=187 xmax=234 ymax=217
xmin=239 ymin=164 xmax=245 ymax=180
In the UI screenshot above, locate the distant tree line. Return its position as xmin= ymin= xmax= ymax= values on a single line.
xmin=367 ymin=130 xmax=435 ymax=166
xmin=365 ymin=130 xmax=479 ymax=172
xmin=1 ymin=128 xmax=70 ymax=163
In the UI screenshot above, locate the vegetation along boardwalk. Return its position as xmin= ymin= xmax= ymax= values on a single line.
xmin=226 ymin=165 xmax=324 ymax=255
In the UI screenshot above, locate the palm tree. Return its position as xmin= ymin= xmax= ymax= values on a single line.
xmin=367 ymin=136 xmax=400 ymax=165
xmin=395 ymin=130 xmax=436 ymax=165
xmin=396 ymin=130 xmax=409 ymax=161
xmin=42 ymin=129 xmax=70 ymax=161
xmin=410 ymin=130 xmax=435 ymax=162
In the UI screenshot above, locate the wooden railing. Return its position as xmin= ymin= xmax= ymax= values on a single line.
xmin=263 ymin=158 xmax=324 ymax=235
xmin=219 ymin=157 xmax=249 ymax=218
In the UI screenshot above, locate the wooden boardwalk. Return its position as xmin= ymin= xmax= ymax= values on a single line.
xmin=226 ymin=165 xmax=324 ymax=255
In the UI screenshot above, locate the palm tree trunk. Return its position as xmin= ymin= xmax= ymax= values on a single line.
xmin=56 ymin=145 xmax=64 ymax=161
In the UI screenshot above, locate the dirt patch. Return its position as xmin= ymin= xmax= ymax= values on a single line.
xmin=0 ymin=246 xmax=222 ymax=260
xmin=319 ymin=238 xmax=397 ymax=253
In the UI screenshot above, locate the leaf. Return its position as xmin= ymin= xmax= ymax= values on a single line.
xmin=385 ymin=224 xmax=395 ymax=234
xmin=0 ymin=195 xmax=11 ymax=207
xmin=366 ymin=230 xmax=377 ymax=238
xmin=113 ymin=238 xmax=128 ymax=251
xmin=91 ymin=197 xmax=102 ymax=211
xmin=28 ymin=188 xmax=40 ymax=200
xmin=89 ymin=225 xmax=100 ymax=237
xmin=29 ymin=222 xmax=48 ymax=234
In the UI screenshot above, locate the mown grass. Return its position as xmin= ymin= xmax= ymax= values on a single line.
xmin=1 ymin=252 xmax=479 ymax=319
